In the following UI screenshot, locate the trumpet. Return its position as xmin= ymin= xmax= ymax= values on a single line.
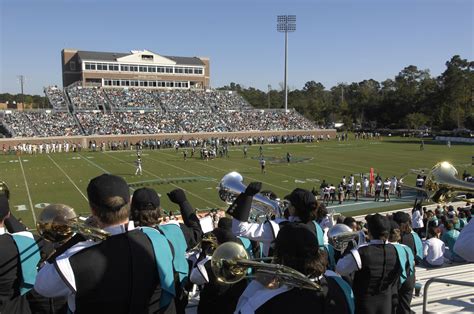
xmin=219 ymin=172 xmax=287 ymax=222
xmin=37 ymin=204 xmax=110 ymax=244
xmin=211 ymin=241 xmax=320 ymax=291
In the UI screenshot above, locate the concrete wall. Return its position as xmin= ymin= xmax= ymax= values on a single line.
xmin=0 ymin=129 xmax=336 ymax=148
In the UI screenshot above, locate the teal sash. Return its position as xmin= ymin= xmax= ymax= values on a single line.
xmin=238 ymin=236 xmax=254 ymax=276
xmin=11 ymin=233 xmax=41 ymax=295
xmin=159 ymin=224 xmax=189 ymax=286
xmin=141 ymin=227 xmax=175 ymax=309
xmin=330 ymin=275 xmax=355 ymax=314
xmin=411 ymin=231 xmax=423 ymax=260
xmin=238 ymin=236 xmax=254 ymax=258
xmin=312 ymin=221 xmax=336 ymax=270
xmin=393 ymin=243 xmax=415 ymax=284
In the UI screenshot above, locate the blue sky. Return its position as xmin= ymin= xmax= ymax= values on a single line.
xmin=0 ymin=0 xmax=472 ymax=95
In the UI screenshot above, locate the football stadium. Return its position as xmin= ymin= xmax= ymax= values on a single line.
xmin=1 ymin=1 xmax=473 ymax=314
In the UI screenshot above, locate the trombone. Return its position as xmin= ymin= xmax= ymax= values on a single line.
xmin=211 ymin=242 xmax=321 ymax=291
xmin=36 ymin=204 xmax=110 ymax=244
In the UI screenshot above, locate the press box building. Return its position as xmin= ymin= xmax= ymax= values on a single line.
xmin=61 ymin=49 xmax=210 ymax=90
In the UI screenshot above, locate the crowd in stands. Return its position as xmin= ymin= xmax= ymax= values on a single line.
xmin=66 ymin=86 xmax=108 ymax=111
xmin=44 ymin=86 xmax=68 ymax=110
xmin=104 ymin=88 xmax=162 ymax=110
xmin=2 ymin=112 xmax=37 ymax=137
xmin=2 ymin=112 xmax=82 ymax=138
xmin=24 ymin=112 xmax=83 ymax=137
xmin=1 ymin=86 xmax=320 ymax=138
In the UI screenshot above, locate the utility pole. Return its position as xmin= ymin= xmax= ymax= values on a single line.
xmin=17 ymin=75 xmax=25 ymax=108
xmin=267 ymin=84 xmax=272 ymax=109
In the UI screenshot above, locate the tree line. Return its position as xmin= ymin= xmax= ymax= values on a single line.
xmin=219 ymin=55 xmax=473 ymax=131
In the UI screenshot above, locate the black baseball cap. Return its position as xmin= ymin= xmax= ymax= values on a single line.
xmin=131 ymin=187 xmax=160 ymax=211
xmin=284 ymin=188 xmax=316 ymax=212
xmin=275 ymin=223 xmax=318 ymax=256
xmin=87 ymin=174 xmax=130 ymax=211
xmin=366 ymin=213 xmax=391 ymax=239
xmin=392 ymin=211 xmax=410 ymax=224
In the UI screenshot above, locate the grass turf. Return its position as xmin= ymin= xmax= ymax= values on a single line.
xmin=1 ymin=137 xmax=472 ymax=229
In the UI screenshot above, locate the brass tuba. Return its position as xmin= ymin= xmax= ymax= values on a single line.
xmin=211 ymin=241 xmax=320 ymax=290
xmin=218 ymin=172 xmax=286 ymax=222
xmin=424 ymin=161 xmax=474 ymax=203
xmin=36 ymin=204 xmax=110 ymax=244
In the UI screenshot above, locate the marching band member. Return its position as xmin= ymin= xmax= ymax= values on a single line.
xmin=388 ymin=220 xmax=416 ymax=314
xmin=228 ymin=183 xmax=335 ymax=268
xmin=35 ymin=174 xmax=177 ymax=314
xmin=0 ymin=194 xmax=61 ymax=314
xmin=130 ymin=187 xmax=204 ymax=313
xmin=336 ymin=214 xmax=402 ymax=314
xmin=235 ymin=223 xmax=354 ymax=314
xmin=189 ymin=228 xmax=248 ymax=314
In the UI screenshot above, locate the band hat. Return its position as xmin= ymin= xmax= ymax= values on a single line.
xmin=87 ymin=174 xmax=130 ymax=211
xmin=284 ymin=188 xmax=316 ymax=212
xmin=212 ymin=227 xmax=239 ymax=244
xmin=392 ymin=211 xmax=410 ymax=224
xmin=217 ymin=217 xmax=233 ymax=231
xmin=275 ymin=223 xmax=318 ymax=256
xmin=0 ymin=195 xmax=10 ymax=219
xmin=366 ymin=213 xmax=391 ymax=239
xmin=131 ymin=187 xmax=161 ymax=211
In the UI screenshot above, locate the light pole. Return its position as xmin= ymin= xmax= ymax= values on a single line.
xmin=277 ymin=15 xmax=296 ymax=111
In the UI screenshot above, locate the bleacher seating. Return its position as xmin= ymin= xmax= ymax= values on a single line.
xmin=67 ymin=85 xmax=108 ymax=111
xmin=0 ymin=86 xmax=319 ymax=138
xmin=411 ymin=263 xmax=474 ymax=313
xmin=44 ymin=86 xmax=68 ymax=110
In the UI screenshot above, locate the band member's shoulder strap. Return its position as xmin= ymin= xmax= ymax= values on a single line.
xmin=11 ymin=232 xmax=41 ymax=295
xmin=158 ymin=223 xmax=189 ymax=285
xmin=238 ymin=236 xmax=254 ymax=258
xmin=141 ymin=227 xmax=175 ymax=309
xmin=391 ymin=243 xmax=414 ymax=285
xmin=410 ymin=231 xmax=424 ymax=260
xmin=325 ymin=273 xmax=355 ymax=314
xmin=311 ymin=221 xmax=336 ymax=270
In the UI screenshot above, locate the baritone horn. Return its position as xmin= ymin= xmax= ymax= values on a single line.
xmin=400 ymin=161 xmax=474 ymax=203
xmin=211 ymin=242 xmax=320 ymax=290
xmin=424 ymin=161 xmax=474 ymax=203
xmin=36 ymin=204 xmax=110 ymax=244
xmin=219 ymin=172 xmax=286 ymax=222
xmin=327 ymin=224 xmax=364 ymax=252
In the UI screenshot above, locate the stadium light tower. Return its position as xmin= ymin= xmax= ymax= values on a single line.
xmin=277 ymin=15 xmax=296 ymax=111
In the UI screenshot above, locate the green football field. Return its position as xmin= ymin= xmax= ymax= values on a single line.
xmin=1 ymin=137 xmax=472 ymax=230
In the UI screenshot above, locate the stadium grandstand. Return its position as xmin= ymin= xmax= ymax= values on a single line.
xmin=1 ymin=87 xmax=319 ymax=138
xmin=0 ymin=48 xmax=322 ymax=139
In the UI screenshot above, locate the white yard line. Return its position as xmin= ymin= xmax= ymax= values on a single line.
xmin=18 ymin=156 xmax=37 ymax=225
xmin=103 ymin=152 xmax=220 ymax=207
xmin=77 ymin=153 xmax=135 ymax=191
xmin=77 ymin=153 xmax=110 ymax=173
xmin=151 ymin=151 xmax=292 ymax=192
xmin=47 ymin=155 xmax=88 ymax=201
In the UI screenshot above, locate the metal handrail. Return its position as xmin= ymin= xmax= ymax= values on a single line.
xmin=423 ymin=277 xmax=474 ymax=314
